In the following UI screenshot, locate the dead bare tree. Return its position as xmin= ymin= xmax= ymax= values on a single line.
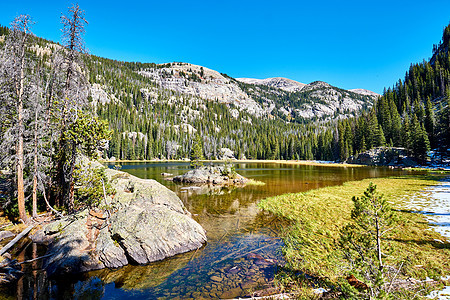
xmin=166 ymin=140 xmax=179 ymax=160
xmin=27 ymin=63 xmax=52 ymax=218
xmin=0 ymin=15 xmax=35 ymax=223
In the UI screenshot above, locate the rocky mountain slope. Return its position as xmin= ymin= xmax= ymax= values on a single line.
xmin=137 ymin=62 xmax=379 ymax=122
xmin=236 ymin=77 xmax=306 ymax=92
xmin=138 ymin=63 xmax=266 ymax=116
xmin=1 ymin=25 xmax=377 ymax=124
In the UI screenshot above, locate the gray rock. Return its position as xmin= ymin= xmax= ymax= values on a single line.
xmin=0 ymin=231 xmax=14 ymax=242
xmin=172 ymin=165 xmax=247 ymax=185
xmin=219 ymin=148 xmax=235 ymax=160
xmin=346 ymin=147 xmax=418 ymax=167
xmin=40 ymin=166 xmax=207 ymax=276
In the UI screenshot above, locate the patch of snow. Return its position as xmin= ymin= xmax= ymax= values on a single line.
xmin=404 ymin=180 xmax=450 ymax=299
xmin=426 ymin=286 xmax=450 ymax=299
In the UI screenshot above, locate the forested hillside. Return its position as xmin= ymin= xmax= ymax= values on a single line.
xmin=335 ymin=24 xmax=450 ymax=163
xmin=86 ymin=57 xmax=342 ymax=161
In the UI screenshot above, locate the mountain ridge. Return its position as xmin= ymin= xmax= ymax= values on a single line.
xmin=137 ymin=62 xmax=378 ymax=121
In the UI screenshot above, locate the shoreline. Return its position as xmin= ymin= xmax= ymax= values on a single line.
xmin=100 ymin=159 xmax=366 ymax=168
xmin=100 ymin=159 xmax=450 ymax=172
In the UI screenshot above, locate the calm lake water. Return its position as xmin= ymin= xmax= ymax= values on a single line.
xmin=1 ymin=162 xmax=422 ymax=299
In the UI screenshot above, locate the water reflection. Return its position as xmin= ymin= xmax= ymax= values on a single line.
xmin=3 ymin=162 xmax=419 ymax=299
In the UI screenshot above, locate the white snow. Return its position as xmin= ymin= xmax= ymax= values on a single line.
xmin=404 ymin=180 xmax=450 ymax=299
xmin=404 ymin=181 xmax=450 ymax=240
xmin=426 ymin=286 xmax=450 ymax=299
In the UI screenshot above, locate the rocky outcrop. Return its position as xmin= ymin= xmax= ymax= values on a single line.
xmin=172 ymin=165 xmax=247 ymax=185
xmin=139 ymin=63 xmax=266 ymax=117
xmin=219 ymin=148 xmax=235 ymax=160
xmin=346 ymin=147 xmax=418 ymax=167
xmin=37 ymin=167 xmax=207 ymax=276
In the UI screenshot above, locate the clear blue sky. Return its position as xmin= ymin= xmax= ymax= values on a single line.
xmin=1 ymin=0 xmax=450 ymax=94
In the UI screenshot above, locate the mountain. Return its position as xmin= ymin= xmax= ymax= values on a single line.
xmin=236 ymin=77 xmax=306 ymax=92
xmin=349 ymin=89 xmax=380 ymax=97
xmin=136 ymin=62 xmax=377 ymax=122
xmin=236 ymin=77 xmax=378 ymax=121
xmin=0 ymin=23 xmax=377 ymax=162
xmin=138 ymin=63 xmax=266 ymax=116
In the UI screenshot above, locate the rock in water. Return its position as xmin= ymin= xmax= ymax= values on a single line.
xmin=40 ymin=167 xmax=207 ymax=276
xmin=172 ymin=165 xmax=247 ymax=185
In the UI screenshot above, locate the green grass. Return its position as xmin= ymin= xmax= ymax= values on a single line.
xmin=258 ymin=176 xmax=450 ymax=289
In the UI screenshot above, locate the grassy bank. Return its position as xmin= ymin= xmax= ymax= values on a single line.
xmin=258 ymin=176 xmax=450 ymax=292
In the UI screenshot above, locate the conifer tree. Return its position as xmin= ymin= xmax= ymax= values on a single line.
xmin=340 ymin=183 xmax=396 ymax=298
xmin=191 ymin=133 xmax=204 ymax=168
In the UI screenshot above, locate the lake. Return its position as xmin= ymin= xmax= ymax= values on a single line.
xmin=1 ymin=162 xmax=421 ymax=299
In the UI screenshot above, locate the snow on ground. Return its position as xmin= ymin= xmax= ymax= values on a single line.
xmin=427 ymin=285 xmax=450 ymax=299
xmin=403 ymin=181 xmax=450 ymax=241
xmin=404 ymin=180 xmax=450 ymax=299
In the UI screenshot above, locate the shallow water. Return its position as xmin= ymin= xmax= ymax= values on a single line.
xmin=1 ymin=162 xmax=420 ymax=299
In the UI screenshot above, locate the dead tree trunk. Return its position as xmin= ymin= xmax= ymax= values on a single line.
xmin=32 ymin=103 xmax=39 ymax=218
xmin=15 ymin=26 xmax=28 ymax=224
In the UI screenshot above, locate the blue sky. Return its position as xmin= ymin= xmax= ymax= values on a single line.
xmin=1 ymin=0 xmax=450 ymax=94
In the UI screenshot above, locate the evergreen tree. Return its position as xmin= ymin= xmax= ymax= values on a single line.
xmin=340 ymin=183 xmax=396 ymax=298
xmin=190 ymin=134 xmax=204 ymax=168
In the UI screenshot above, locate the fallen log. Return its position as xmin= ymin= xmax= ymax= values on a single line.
xmin=18 ymin=253 xmax=52 ymax=265
xmin=0 ymin=225 xmax=34 ymax=256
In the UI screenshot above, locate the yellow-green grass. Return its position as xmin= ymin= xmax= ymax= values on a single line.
xmin=258 ymin=176 xmax=450 ymax=284
xmin=245 ymin=178 xmax=266 ymax=186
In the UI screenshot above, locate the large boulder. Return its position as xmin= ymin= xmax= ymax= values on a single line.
xmin=38 ymin=167 xmax=207 ymax=276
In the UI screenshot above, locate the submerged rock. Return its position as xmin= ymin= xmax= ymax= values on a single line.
xmin=172 ymin=165 xmax=247 ymax=185
xmin=38 ymin=167 xmax=207 ymax=276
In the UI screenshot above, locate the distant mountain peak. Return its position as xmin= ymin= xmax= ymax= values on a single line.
xmin=348 ymin=89 xmax=380 ymax=97
xmin=236 ymin=77 xmax=306 ymax=92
